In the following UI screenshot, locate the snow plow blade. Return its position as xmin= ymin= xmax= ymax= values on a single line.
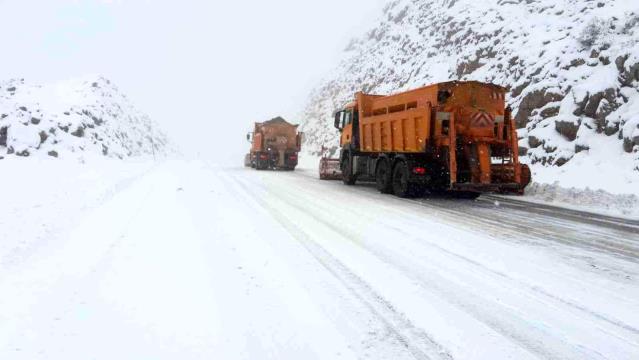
xmin=319 ymin=157 xmax=342 ymax=180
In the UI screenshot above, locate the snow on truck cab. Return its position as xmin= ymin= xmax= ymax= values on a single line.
xmin=245 ymin=116 xmax=302 ymax=170
xmin=332 ymin=81 xmax=531 ymax=198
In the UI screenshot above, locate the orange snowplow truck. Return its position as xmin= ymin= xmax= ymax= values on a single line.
xmin=333 ymin=81 xmax=531 ymax=198
xmin=245 ymin=116 xmax=302 ymax=170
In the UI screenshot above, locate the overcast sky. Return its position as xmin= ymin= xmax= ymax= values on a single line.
xmin=0 ymin=0 xmax=389 ymax=163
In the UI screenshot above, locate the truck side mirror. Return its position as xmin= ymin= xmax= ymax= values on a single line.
xmin=334 ymin=111 xmax=342 ymax=130
xmin=246 ymin=132 xmax=252 ymax=142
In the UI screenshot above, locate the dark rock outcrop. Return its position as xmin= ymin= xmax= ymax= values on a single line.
xmin=555 ymin=120 xmax=580 ymax=141
xmin=515 ymin=90 xmax=563 ymax=128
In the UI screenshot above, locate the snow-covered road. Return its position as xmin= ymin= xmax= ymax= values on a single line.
xmin=2 ymin=160 xmax=638 ymax=359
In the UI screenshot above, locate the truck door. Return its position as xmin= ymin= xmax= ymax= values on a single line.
xmin=352 ymin=109 xmax=360 ymax=150
xmin=335 ymin=108 xmax=359 ymax=151
xmin=335 ymin=110 xmax=351 ymax=147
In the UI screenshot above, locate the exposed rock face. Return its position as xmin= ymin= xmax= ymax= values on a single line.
xmin=299 ymin=0 xmax=639 ymax=172
xmin=0 ymin=126 xmax=7 ymax=147
xmin=516 ymin=90 xmax=563 ymax=129
xmin=555 ymin=120 xmax=580 ymax=141
xmin=0 ymin=76 xmax=172 ymax=159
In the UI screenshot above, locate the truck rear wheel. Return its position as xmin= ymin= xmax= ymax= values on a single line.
xmin=256 ymin=158 xmax=267 ymax=170
xmin=375 ymin=159 xmax=392 ymax=194
xmin=392 ymin=161 xmax=424 ymax=198
xmin=342 ymin=154 xmax=357 ymax=185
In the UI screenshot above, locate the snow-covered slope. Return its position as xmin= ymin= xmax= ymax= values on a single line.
xmin=300 ymin=0 xmax=639 ymax=193
xmin=0 ymin=76 xmax=171 ymax=160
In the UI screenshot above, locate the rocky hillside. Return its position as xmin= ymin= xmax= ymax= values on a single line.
xmin=300 ymin=0 xmax=639 ymax=186
xmin=0 ymin=76 xmax=171 ymax=160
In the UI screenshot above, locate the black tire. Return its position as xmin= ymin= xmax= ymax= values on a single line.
xmin=392 ymin=161 xmax=424 ymax=198
xmin=375 ymin=159 xmax=393 ymax=194
xmin=392 ymin=161 xmax=410 ymax=197
xmin=255 ymin=158 xmax=267 ymax=170
xmin=342 ymin=154 xmax=357 ymax=185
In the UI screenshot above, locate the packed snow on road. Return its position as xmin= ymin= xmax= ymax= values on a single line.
xmin=1 ymin=157 xmax=638 ymax=360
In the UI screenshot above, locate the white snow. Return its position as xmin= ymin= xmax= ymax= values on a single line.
xmin=0 ymin=156 xmax=158 ymax=268
xmin=525 ymin=128 xmax=639 ymax=196
xmin=1 ymin=158 xmax=638 ymax=359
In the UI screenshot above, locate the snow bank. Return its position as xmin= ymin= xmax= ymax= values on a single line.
xmin=522 ymin=182 xmax=639 ymax=219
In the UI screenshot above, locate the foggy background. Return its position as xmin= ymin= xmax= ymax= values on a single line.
xmin=0 ymin=0 xmax=389 ymax=164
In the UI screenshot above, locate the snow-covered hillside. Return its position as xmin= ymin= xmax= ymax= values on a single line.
xmin=300 ymin=0 xmax=639 ymax=193
xmin=0 ymin=76 xmax=171 ymax=160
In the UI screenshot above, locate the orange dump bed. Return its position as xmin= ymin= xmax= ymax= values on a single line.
xmin=357 ymin=81 xmax=508 ymax=154
xmin=252 ymin=119 xmax=300 ymax=153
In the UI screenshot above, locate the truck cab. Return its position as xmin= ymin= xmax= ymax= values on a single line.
xmin=334 ymin=103 xmax=358 ymax=150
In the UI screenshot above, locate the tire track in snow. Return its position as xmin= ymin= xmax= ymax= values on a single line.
xmin=481 ymin=195 xmax=639 ymax=233
xmin=277 ymin=180 xmax=639 ymax=338
xmin=222 ymin=171 xmax=453 ymax=360
xmin=407 ymin=197 xmax=639 ymax=263
xmin=373 ymin=187 xmax=638 ymax=262
xmin=288 ymin=168 xmax=639 ymax=263
xmin=285 ymin=168 xmax=639 ymax=261
xmin=292 ymin=166 xmax=639 ymax=232
xmin=232 ymin=170 xmax=638 ymax=359
xmin=262 ymin=169 xmax=638 ymax=303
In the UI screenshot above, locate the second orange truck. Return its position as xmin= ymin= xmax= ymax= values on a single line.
xmin=245 ymin=117 xmax=302 ymax=171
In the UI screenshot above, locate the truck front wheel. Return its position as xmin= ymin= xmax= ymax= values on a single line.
xmin=342 ymin=154 xmax=357 ymax=185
